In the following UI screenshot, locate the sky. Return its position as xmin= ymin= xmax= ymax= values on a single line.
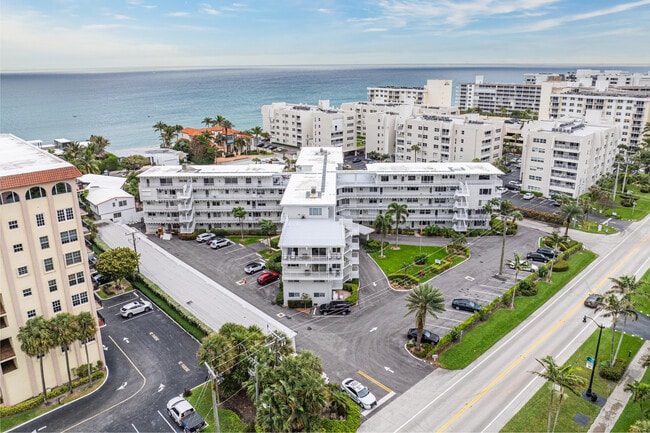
xmin=1 ymin=0 xmax=650 ymax=72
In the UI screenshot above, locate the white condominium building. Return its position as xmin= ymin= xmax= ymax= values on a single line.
xmin=539 ymin=83 xmax=650 ymax=149
xmin=261 ymin=100 xmax=356 ymax=151
xmin=138 ymin=164 xmax=288 ymax=234
xmin=457 ymin=75 xmax=544 ymax=115
xmin=337 ymin=162 xmax=503 ymax=233
xmin=367 ymin=79 xmax=453 ymax=107
xmin=572 ymin=69 xmax=650 ymax=88
xmin=520 ymin=119 xmax=621 ymax=199
xmin=0 ymin=134 xmax=105 ymax=406
xmin=395 ymin=114 xmax=505 ymax=163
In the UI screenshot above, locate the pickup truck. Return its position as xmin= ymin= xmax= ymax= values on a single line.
xmin=166 ymin=396 xmax=207 ymax=432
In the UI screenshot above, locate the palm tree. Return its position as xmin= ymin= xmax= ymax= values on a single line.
xmin=197 ymin=333 xmax=237 ymax=374
xmin=249 ymin=126 xmax=264 ymax=146
xmin=529 ymin=355 xmax=586 ymax=433
xmin=220 ymin=119 xmax=234 ymax=154
xmin=77 ymin=146 xmax=100 ymax=174
xmin=74 ymin=311 xmax=98 ymax=385
xmin=410 ymin=144 xmax=420 ymax=162
xmin=50 ymin=313 xmax=77 ymax=394
xmin=624 ymin=380 xmax=649 ymax=421
xmin=404 ymin=284 xmax=445 ymax=351
xmin=559 ymin=201 xmax=584 ymax=236
xmin=88 ymin=135 xmax=110 ymax=158
xmin=597 ymin=294 xmax=638 ymax=365
xmin=386 ymin=202 xmax=409 ymax=249
xmin=232 ymin=207 xmax=247 ymax=240
xmin=153 ymin=121 xmax=168 ymax=147
xmin=607 ymin=275 xmax=648 ymax=360
xmin=17 ymin=316 xmax=54 ymax=402
xmin=510 ymin=252 xmax=527 ymax=309
xmin=545 ymin=230 xmax=564 ymax=281
xmin=260 ymin=219 xmax=277 ymax=247
xmin=373 ymin=213 xmax=392 ymax=258
xmin=202 ymin=116 xmax=213 ymax=128
xmin=483 ymin=198 xmax=523 ymax=275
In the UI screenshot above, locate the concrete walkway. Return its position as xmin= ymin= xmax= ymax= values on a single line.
xmin=588 ymin=340 xmax=650 ymax=432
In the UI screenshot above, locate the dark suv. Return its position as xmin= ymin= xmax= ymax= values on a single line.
xmin=526 ymin=252 xmax=551 ymax=263
xmin=318 ymin=300 xmax=351 ymax=315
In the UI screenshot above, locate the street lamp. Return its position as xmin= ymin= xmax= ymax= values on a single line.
xmin=582 ymin=315 xmax=606 ymax=403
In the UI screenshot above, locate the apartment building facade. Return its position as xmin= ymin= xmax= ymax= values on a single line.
xmin=520 ymin=119 xmax=621 ymax=198
xmin=261 ymin=101 xmax=356 ymax=151
xmin=0 ymin=134 xmax=105 ymax=406
xmin=457 ymin=76 xmax=543 ymax=115
xmin=395 ymin=115 xmax=505 ymax=163
xmin=539 ymin=83 xmax=650 ymax=149
xmin=367 ymin=79 xmax=453 ymax=107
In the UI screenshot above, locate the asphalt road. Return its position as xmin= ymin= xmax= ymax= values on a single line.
xmin=359 ymin=215 xmax=650 ymax=432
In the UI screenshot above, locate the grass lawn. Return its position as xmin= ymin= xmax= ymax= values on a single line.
xmin=439 ymin=250 xmax=597 ymax=370
xmin=574 ymin=220 xmax=619 ymax=235
xmin=369 ymin=243 xmax=466 ymax=283
xmin=602 ymin=187 xmax=650 ymax=221
xmin=632 ymin=267 xmax=650 ymax=316
xmin=611 ymin=361 xmax=650 ymax=432
xmin=187 ymin=383 xmax=247 ymax=433
xmin=501 ymin=330 xmax=645 ymax=433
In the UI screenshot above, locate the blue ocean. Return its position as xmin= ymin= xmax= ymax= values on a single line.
xmin=1 ymin=65 xmax=647 ymax=152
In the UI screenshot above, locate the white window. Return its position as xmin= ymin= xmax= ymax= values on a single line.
xmin=52 ymin=300 xmax=62 ymax=313
xmin=13 ymin=244 xmax=23 ymax=253
xmin=65 ymin=251 xmax=82 ymax=266
xmin=40 ymin=236 xmax=50 ymax=249
xmin=36 ymin=213 xmax=45 ymax=227
xmin=18 ymin=266 xmax=28 ymax=276
xmin=8 ymin=220 xmax=18 ymax=229
xmin=27 ymin=309 xmax=37 ymax=319
xmin=44 ymin=258 xmax=54 ymax=272
xmin=72 ymin=292 xmax=89 ymax=306
xmin=60 ymin=229 xmax=78 ymax=244
xmin=23 ymin=288 xmax=32 ymax=297
xmin=48 ymin=279 xmax=58 ymax=292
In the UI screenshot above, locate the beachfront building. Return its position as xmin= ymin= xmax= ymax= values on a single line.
xmin=0 ymin=134 xmax=105 ymax=406
xmin=394 ymin=114 xmax=505 ymax=163
xmin=571 ymin=69 xmax=650 ymax=88
xmin=520 ymin=118 xmax=621 ymax=198
xmin=539 ymin=82 xmax=650 ymax=149
xmin=367 ymin=79 xmax=453 ymax=106
xmin=457 ymin=76 xmax=546 ymax=115
xmin=279 ymin=147 xmax=362 ymax=305
xmin=261 ymin=100 xmax=356 ymax=151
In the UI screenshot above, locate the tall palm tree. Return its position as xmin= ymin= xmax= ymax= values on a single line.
xmin=597 ymin=294 xmax=638 ymax=365
xmin=483 ymin=198 xmax=523 ymax=275
xmin=77 ymin=146 xmax=100 ymax=174
xmin=74 ymin=311 xmax=98 ymax=385
xmin=197 ymin=333 xmax=237 ymax=374
xmin=404 ymin=284 xmax=446 ymax=351
xmin=607 ymin=275 xmax=648 ymax=360
xmin=559 ymin=201 xmax=584 ymax=236
xmin=529 ymin=355 xmax=586 ymax=433
xmin=202 ymin=116 xmax=213 ymax=128
xmin=50 ymin=313 xmax=77 ymax=394
xmin=249 ymin=126 xmax=264 ymax=146
xmin=232 ymin=207 xmax=247 ymax=240
xmin=510 ymin=252 xmax=527 ymax=309
xmin=545 ymin=230 xmax=564 ymax=281
xmin=220 ymin=119 xmax=234 ymax=154
xmin=260 ymin=219 xmax=277 ymax=247
xmin=386 ymin=202 xmax=409 ymax=249
xmin=624 ymin=380 xmax=649 ymax=421
xmin=373 ymin=213 xmax=392 ymax=258
xmin=17 ymin=316 xmax=54 ymax=402
xmin=410 ymin=144 xmax=421 ymax=162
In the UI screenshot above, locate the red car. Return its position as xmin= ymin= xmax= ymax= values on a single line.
xmin=257 ymin=271 xmax=279 ymax=285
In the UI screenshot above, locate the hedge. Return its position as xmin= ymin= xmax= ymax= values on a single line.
xmin=319 ymin=399 xmax=361 ymax=432
xmin=599 ymin=358 xmax=629 ymax=381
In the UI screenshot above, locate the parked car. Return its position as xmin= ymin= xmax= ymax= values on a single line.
xmin=257 ymin=271 xmax=280 ymax=285
xmin=209 ymin=238 xmax=232 ymax=249
xmin=352 ymin=156 xmax=362 ymax=163
xmin=584 ymin=294 xmax=602 ymax=308
xmin=167 ymin=396 xmax=207 ymax=432
xmin=526 ymin=252 xmax=551 ymax=263
xmin=536 ymin=247 xmax=559 ymax=258
xmin=91 ymin=272 xmax=108 ymax=286
xmin=407 ymin=328 xmax=440 ymax=345
xmin=508 ymin=180 xmax=522 ymax=186
xmin=244 ymin=262 xmax=266 ymax=274
xmin=88 ymin=253 xmax=99 ymax=267
xmin=496 ymin=186 xmax=508 ymax=193
xmin=196 ymin=232 xmax=216 ymax=243
xmin=318 ymin=300 xmax=351 ymax=315
xmin=451 ymin=298 xmax=483 ymax=313
xmin=341 ymin=378 xmax=377 ymax=410
xmin=507 ymin=260 xmax=539 ymax=273
xmin=522 ymin=192 xmax=534 ymax=200
xmin=506 ymin=183 xmax=521 ymax=191
xmin=120 ymin=299 xmax=153 ymax=318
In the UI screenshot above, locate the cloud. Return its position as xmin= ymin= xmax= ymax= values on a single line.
xmin=112 ymin=14 xmax=134 ymax=21
xmin=526 ymin=0 xmax=650 ymax=31
xmin=317 ymin=8 xmax=332 ymax=14
xmin=168 ymin=12 xmax=191 ymax=17
xmin=201 ymin=4 xmax=221 ymax=15
xmin=363 ymin=28 xmax=389 ymax=32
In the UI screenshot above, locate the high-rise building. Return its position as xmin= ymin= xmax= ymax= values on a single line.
xmin=0 ymin=134 xmax=105 ymax=406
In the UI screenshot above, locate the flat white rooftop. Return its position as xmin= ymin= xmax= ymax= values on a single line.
xmin=281 ymin=172 xmax=337 ymax=206
xmin=0 ymin=133 xmax=73 ymax=177
xmin=278 ymin=219 xmax=345 ymax=247
xmin=365 ymin=162 xmax=503 ymax=175
xmin=296 ymin=146 xmax=343 ymax=171
xmin=138 ymin=164 xmax=285 ymax=177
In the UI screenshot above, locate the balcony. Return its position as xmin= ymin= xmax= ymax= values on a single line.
xmin=452 ymin=221 xmax=468 ymax=232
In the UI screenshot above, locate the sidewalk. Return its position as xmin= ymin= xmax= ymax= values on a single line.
xmin=588 ymin=340 xmax=650 ymax=432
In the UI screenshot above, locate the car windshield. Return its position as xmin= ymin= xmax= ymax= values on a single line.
xmin=357 ymin=387 xmax=369 ymax=398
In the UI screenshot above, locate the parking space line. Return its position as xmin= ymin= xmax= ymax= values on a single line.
xmin=357 ymin=370 xmax=393 ymax=393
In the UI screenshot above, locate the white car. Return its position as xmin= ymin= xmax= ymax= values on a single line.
xmin=508 ymin=260 xmax=539 ymax=273
xmin=120 ymin=299 xmax=153 ymax=318
xmin=341 ymin=378 xmax=377 ymax=410
xmin=522 ymin=192 xmax=534 ymax=200
xmin=196 ymin=232 xmax=216 ymax=243
xmin=209 ymin=238 xmax=232 ymax=249
xmin=244 ymin=262 xmax=266 ymax=274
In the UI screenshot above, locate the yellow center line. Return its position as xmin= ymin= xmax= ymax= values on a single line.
xmin=358 ymin=370 xmax=393 ymax=393
xmin=435 ymin=232 xmax=650 ymax=433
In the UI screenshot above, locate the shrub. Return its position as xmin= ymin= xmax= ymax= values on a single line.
xmin=343 ymin=281 xmax=359 ymax=304
xmin=553 ymin=260 xmax=569 ymax=272
xmin=537 ymin=264 xmax=548 ymax=279
xmin=288 ymin=299 xmax=313 ymax=309
xmin=477 ymin=307 xmax=490 ymax=321
xmin=270 ymin=237 xmax=279 ymax=249
xmin=388 ymin=273 xmax=418 ymax=289
xmin=599 ymin=358 xmax=629 ymax=381
xmin=275 ymin=289 xmax=284 ymax=305
xmin=414 ymin=254 xmax=428 ymax=265
xmin=518 ymin=279 xmax=538 ymax=296
xmin=448 ymin=327 xmax=461 ymax=342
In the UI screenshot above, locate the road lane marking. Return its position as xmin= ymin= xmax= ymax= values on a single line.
xmin=434 ymin=232 xmax=650 ymax=433
xmin=391 ymin=229 xmax=650 ymax=433
xmin=357 ymin=370 xmax=393 ymax=393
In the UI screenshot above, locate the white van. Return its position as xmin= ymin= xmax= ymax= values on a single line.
xmin=196 ymin=232 xmax=216 ymax=243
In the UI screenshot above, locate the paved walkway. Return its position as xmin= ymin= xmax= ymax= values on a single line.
xmin=588 ymin=340 xmax=650 ymax=432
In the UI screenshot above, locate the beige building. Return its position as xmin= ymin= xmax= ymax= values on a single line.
xmin=367 ymin=79 xmax=453 ymax=106
xmin=0 ymin=134 xmax=105 ymax=406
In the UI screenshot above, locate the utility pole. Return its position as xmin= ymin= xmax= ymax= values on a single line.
xmin=612 ymin=161 xmax=621 ymax=202
xmin=204 ymin=362 xmax=221 ymax=433
xmin=126 ymin=231 xmax=140 ymax=273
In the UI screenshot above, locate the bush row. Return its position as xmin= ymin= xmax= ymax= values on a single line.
xmin=599 ymin=358 xmax=629 ymax=381
xmin=516 ymin=207 xmax=565 ymax=225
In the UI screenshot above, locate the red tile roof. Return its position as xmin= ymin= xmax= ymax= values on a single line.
xmin=0 ymin=166 xmax=82 ymax=190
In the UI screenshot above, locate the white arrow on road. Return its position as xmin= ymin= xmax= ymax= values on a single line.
xmin=123 ymin=337 xmax=130 ymax=343
xmin=369 ymin=327 xmax=377 ymax=333
xmin=103 ymin=345 xmax=108 ymax=351
xmin=158 ymin=384 xmax=165 ymax=393
xmin=117 ymin=382 xmax=127 ymax=390
xmin=384 ymin=366 xmax=394 ymax=373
